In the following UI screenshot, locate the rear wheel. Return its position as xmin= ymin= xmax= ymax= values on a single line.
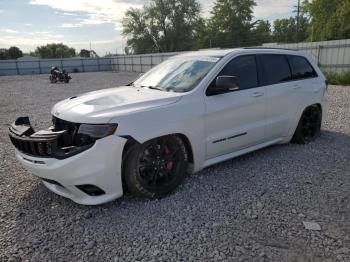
xmin=123 ymin=135 xmax=188 ymax=198
xmin=292 ymin=105 xmax=322 ymax=144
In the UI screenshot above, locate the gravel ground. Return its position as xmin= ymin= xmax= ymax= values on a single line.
xmin=0 ymin=72 xmax=349 ymax=261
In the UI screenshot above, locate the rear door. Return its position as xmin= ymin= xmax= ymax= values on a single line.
xmin=257 ymin=54 xmax=300 ymax=140
xmin=204 ymin=55 xmax=267 ymax=159
xmin=287 ymin=55 xmax=320 ymax=104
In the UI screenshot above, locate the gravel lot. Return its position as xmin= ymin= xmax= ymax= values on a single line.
xmin=0 ymin=72 xmax=349 ymax=261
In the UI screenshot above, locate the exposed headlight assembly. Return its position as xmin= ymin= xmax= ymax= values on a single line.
xmin=75 ymin=124 xmax=118 ymax=146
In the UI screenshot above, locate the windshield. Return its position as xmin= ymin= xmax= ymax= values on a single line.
xmin=133 ymin=56 xmax=220 ymax=92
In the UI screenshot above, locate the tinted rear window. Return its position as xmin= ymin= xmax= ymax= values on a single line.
xmin=287 ymin=55 xmax=317 ymax=80
xmin=258 ymin=54 xmax=292 ymax=85
xmin=219 ymin=55 xmax=258 ymax=89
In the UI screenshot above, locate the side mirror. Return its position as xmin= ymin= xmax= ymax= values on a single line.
xmin=207 ymin=76 xmax=239 ymax=96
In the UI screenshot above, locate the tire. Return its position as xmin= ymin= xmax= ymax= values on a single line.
xmin=123 ymin=135 xmax=188 ymax=198
xmin=49 ymin=75 xmax=56 ymax=83
xmin=291 ymin=105 xmax=322 ymax=144
xmin=64 ymin=78 xmax=70 ymax=83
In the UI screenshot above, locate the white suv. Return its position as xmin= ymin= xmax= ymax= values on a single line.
xmin=9 ymin=48 xmax=328 ymax=205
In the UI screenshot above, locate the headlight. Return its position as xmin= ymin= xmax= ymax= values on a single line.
xmin=75 ymin=124 xmax=117 ymax=146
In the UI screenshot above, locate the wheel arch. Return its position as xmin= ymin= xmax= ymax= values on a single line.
xmin=287 ymin=102 xmax=323 ymax=141
xmin=121 ymin=133 xmax=195 ymax=171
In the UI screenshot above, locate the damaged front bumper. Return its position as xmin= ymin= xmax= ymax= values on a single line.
xmin=9 ymin=116 xmax=92 ymax=159
xmin=8 ymin=116 xmax=127 ymax=205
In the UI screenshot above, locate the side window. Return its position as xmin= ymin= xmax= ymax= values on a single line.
xmin=214 ymin=55 xmax=258 ymax=90
xmin=287 ymin=55 xmax=317 ymax=80
xmin=258 ymin=54 xmax=292 ymax=85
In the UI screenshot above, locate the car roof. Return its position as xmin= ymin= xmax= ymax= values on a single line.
xmin=174 ymin=47 xmax=302 ymax=59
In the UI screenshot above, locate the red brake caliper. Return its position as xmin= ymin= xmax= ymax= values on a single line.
xmin=164 ymin=146 xmax=173 ymax=170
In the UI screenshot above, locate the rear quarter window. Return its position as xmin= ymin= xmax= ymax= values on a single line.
xmin=287 ymin=55 xmax=318 ymax=80
xmin=258 ymin=54 xmax=292 ymax=86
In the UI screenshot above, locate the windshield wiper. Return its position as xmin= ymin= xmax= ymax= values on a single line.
xmin=144 ymin=85 xmax=167 ymax=91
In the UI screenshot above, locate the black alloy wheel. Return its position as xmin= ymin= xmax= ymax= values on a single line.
xmin=292 ymin=105 xmax=322 ymax=144
xmin=123 ymin=135 xmax=188 ymax=198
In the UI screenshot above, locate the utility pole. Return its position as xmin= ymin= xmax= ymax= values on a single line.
xmin=296 ymin=0 xmax=300 ymax=42
xmin=292 ymin=0 xmax=301 ymax=42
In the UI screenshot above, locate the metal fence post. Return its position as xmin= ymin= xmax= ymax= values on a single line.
xmin=81 ymin=59 xmax=85 ymax=72
xmin=60 ymin=59 xmax=63 ymax=70
xmin=97 ymin=58 xmax=100 ymax=71
xmin=15 ymin=61 xmax=19 ymax=75
xmin=38 ymin=60 xmax=42 ymax=74
xmin=140 ymin=56 xmax=142 ymax=72
xmin=150 ymin=55 xmax=153 ymax=68
xmin=317 ymin=45 xmax=322 ymax=67
xmin=131 ymin=57 xmax=134 ymax=72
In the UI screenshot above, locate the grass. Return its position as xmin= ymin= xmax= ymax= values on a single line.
xmin=325 ymin=71 xmax=350 ymax=86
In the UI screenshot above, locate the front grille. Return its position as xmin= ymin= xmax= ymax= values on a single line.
xmin=9 ymin=135 xmax=55 ymax=157
xmin=9 ymin=116 xmax=94 ymax=159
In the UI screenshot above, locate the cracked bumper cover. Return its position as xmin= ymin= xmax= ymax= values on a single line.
xmin=9 ymin=117 xmax=127 ymax=205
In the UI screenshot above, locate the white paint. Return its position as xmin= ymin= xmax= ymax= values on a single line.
xmin=12 ymin=48 xmax=328 ymax=205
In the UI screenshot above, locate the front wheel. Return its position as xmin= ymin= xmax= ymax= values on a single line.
xmin=291 ymin=105 xmax=322 ymax=144
xmin=49 ymin=75 xmax=57 ymax=83
xmin=123 ymin=135 xmax=188 ymax=198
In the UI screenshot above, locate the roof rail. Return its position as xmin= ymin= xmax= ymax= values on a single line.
xmin=242 ymin=47 xmax=297 ymax=51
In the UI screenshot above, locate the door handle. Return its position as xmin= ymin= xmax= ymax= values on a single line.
xmin=251 ymin=92 xmax=264 ymax=97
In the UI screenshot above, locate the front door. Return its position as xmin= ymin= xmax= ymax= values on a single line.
xmin=205 ymin=55 xmax=267 ymax=159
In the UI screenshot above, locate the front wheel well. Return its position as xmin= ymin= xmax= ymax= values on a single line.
xmin=314 ymin=103 xmax=322 ymax=115
xmin=120 ymin=133 xmax=194 ymax=193
xmin=121 ymin=134 xmax=194 ymax=165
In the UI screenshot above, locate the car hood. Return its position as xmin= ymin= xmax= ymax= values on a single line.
xmin=51 ymin=86 xmax=182 ymax=123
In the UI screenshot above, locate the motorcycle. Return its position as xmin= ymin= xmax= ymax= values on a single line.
xmin=49 ymin=66 xmax=72 ymax=83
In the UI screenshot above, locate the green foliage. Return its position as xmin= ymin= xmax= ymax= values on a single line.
xmin=273 ymin=16 xmax=309 ymax=43
xmin=0 ymin=48 xmax=9 ymax=60
xmin=79 ymin=49 xmax=91 ymax=57
xmin=204 ymin=0 xmax=257 ymax=47
xmin=325 ymin=71 xmax=350 ymax=86
xmin=8 ymin=46 xmax=23 ymax=59
xmin=304 ymin=0 xmax=350 ymax=41
xmin=78 ymin=49 xmax=98 ymax=58
xmin=34 ymin=43 xmax=76 ymax=58
xmin=122 ymin=0 xmax=204 ymax=54
xmin=0 ymin=46 xmax=23 ymax=60
xmin=252 ymin=20 xmax=272 ymax=44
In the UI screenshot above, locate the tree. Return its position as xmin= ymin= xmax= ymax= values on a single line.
xmin=203 ymin=0 xmax=257 ymax=48
xmin=8 ymin=46 xmax=23 ymax=59
xmin=273 ymin=18 xmax=296 ymax=43
xmin=34 ymin=43 xmax=76 ymax=58
xmin=273 ymin=16 xmax=309 ymax=43
xmin=0 ymin=47 xmax=23 ymax=60
xmin=303 ymin=0 xmax=350 ymax=41
xmin=252 ymin=20 xmax=272 ymax=44
xmin=79 ymin=49 xmax=91 ymax=57
xmin=122 ymin=0 xmax=204 ymax=54
xmin=0 ymin=48 xmax=9 ymax=60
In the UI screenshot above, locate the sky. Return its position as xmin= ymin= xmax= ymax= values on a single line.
xmin=0 ymin=0 xmax=297 ymax=56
